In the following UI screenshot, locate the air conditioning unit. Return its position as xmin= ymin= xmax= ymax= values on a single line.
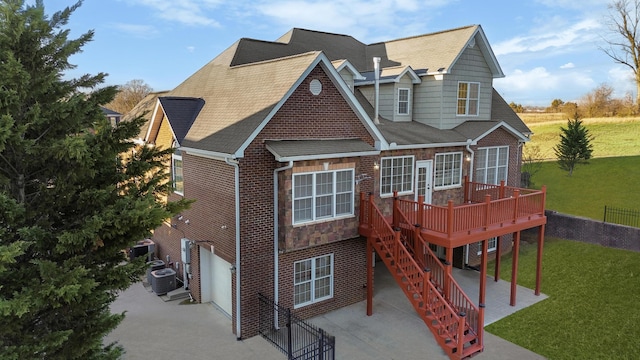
xmin=129 ymin=239 xmax=155 ymax=261
xmin=151 ymin=268 xmax=176 ymax=295
xmin=146 ymin=259 xmax=165 ymax=285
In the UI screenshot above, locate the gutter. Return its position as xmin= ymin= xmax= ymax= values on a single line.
xmin=225 ymin=157 xmax=241 ymax=339
xmin=273 ymin=161 xmax=294 ymax=329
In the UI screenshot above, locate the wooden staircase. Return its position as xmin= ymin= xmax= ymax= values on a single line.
xmin=363 ymin=198 xmax=483 ymax=359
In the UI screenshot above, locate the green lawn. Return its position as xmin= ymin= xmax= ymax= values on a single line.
xmin=529 ymin=156 xmax=640 ymax=220
xmin=486 ymin=238 xmax=640 ymax=360
xmin=526 ymin=118 xmax=640 ymax=159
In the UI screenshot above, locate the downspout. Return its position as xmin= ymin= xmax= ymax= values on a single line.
xmin=373 ymin=57 xmax=381 ymax=125
xmin=226 ymin=157 xmax=241 ymax=339
xmin=273 ymin=160 xmax=293 ymax=329
xmin=465 ymin=139 xmax=475 ymax=266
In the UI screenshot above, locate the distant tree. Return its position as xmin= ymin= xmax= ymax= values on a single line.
xmin=553 ymin=115 xmax=595 ymax=176
xmin=509 ymin=101 xmax=524 ymax=113
xmin=104 ymin=79 xmax=153 ymax=114
xmin=580 ymin=83 xmax=614 ymax=117
xmin=562 ymin=102 xmax=579 ymax=119
xmin=601 ymin=0 xmax=640 ymax=109
xmin=0 ymin=1 xmax=189 ymax=358
xmin=548 ymin=99 xmax=564 ymax=112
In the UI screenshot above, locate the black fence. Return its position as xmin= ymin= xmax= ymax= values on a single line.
xmin=604 ymin=206 xmax=640 ymax=228
xmin=258 ymin=293 xmax=335 ymax=360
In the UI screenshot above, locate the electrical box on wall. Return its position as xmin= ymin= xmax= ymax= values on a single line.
xmin=180 ymin=238 xmax=191 ymax=264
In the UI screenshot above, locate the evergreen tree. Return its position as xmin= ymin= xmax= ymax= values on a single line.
xmin=0 ymin=1 xmax=189 ymax=358
xmin=553 ymin=114 xmax=594 ymax=176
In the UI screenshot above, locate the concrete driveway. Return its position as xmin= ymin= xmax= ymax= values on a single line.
xmin=106 ymin=265 xmax=547 ymax=359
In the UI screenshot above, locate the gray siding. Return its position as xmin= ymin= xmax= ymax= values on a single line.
xmin=414 ymin=44 xmax=494 ymax=129
xmin=339 ymin=68 xmax=354 ymax=92
xmin=393 ymin=75 xmax=413 ymax=122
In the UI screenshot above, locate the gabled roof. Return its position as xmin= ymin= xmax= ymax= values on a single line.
xmin=121 ymin=91 xmax=170 ymax=141
xmin=356 ymin=66 xmax=422 ymax=85
xmin=101 ymin=107 xmax=121 ymax=116
xmin=265 ymin=139 xmax=378 ymax=161
xmin=160 ymin=46 xmax=384 ymax=157
xmin=157 ymin=97 xmax=203 ymax=145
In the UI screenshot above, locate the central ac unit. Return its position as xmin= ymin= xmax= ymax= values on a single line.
xmin=151 ymin=268 xmax=176 ymax=295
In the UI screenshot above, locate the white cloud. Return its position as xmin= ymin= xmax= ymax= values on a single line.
xmin=128 ymin=0 xmax=222 ymax=27
xmin=560 ymin=62 xmax=575 ymax=69
xmin=186 ymin=46 xmax=196 ymax=53
xmin=607 ymin=66 xmax=636 ymax=97
xmin=111 ymin=23 xmax=159 ymax=38
xmin=493 ymin=18 xmax=602 ymax=57
xmin=495 ymin=67 xmax=596 ymax=105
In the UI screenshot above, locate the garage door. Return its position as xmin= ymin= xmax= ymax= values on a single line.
xmin=199 ymin=247 xmax=232 ymax=316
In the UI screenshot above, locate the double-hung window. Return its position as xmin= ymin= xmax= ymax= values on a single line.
xmin=397 ymin=88 xmax=410 ymax=115
xmin=457 ymin=82 xmax=480 ymax=116
xmin=475 ymin=146 xmax=509 ymax=185
xmin=293 ymin=169 xmax=354 ymax=224
xmin=294 ymin=254 xmax=333 ymax=308
xmin=380 ymin=156 xmax=414 ymax=196
xmin=172 ymin=150 xmax=184 ymax=195
xmin=477 ymin=238 xmax=498 ymax=255
xmin=434 ymin=152 xmax=462 ymax=189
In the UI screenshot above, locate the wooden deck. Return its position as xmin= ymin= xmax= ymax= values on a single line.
xmin=360 ymin=180 xmax=547 ymax=248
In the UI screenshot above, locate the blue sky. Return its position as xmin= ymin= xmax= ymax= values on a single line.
xmin=55 ymin=0 xmax=628 ymax=106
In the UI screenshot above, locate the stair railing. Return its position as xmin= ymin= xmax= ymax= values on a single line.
xmin=365 ymin=194 xmax=467 ymax=357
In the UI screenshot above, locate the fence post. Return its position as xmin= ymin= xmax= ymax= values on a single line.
xmin=319 ymin=328 xmax=325 ymax=360
xmin=512 ymin=189 xmax=520 ymax=224
xmin=603 ymin=205 xmax=607 ymax=223
xmin=286 ymin=307 xmax=293 ymax=360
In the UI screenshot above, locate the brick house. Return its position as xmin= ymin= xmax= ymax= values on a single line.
xmin=141 ymin=25 xmax=546 ymax=356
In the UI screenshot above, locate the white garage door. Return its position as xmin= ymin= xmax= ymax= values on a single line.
xmin=199 ymin=247 xmax=232 ymax=316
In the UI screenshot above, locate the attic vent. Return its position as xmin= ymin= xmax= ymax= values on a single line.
xmin=309 ymin=79 xmax=322 ymax=95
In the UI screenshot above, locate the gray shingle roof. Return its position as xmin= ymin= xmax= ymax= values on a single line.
xmin=265 ymin=139 xmax=378 ymax=161
xmin=158 ymin=97 xmax=204 ymax=144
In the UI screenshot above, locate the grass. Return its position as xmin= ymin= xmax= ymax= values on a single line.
xmin=530 ymin=156 xmax=640 ymax=220
xmin=485 ymin=238 xmax=640 ymax=360
xmin=524 ymin=117 xmax=640 ymax=159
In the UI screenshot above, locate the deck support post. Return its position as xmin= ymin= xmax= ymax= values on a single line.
xmin=510 ymin=231 xmax=521 ymax=306
xmin=478 ymin=238 xmax=488 ymax=348
xmin=494 ymin=235 xmax=501 ymax=282
xmin=366 ymin=238 xmax=373 ymax=316
xmin=535 ymin=224 xmax=545 ymax=296
xmin=392 ymin=191 xmax=399 ymax=229
xmin=444 ymin=248 xmax=453 ymax=299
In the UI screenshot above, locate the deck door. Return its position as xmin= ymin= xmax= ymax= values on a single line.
xmin=415 ymin=160 xmax=433 ymax=204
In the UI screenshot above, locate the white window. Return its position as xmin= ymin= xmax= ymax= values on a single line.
xmin=457 ymin=82 xmax=480 ymax=116
xmin=172 ymin=152 xmax=184 ymax=195
xmin=293 ymin=169 xmax=354 ymax=224
xmin=477 ymin=237 xmax=498 ymax=255
xmin=475 ymin=146 xmax=509 ymax=185
xmin=397 ymin=88 xmax=410 ymax=115
xmin=434 ymin=152 xmax=462 ymax=189
xmin=294 ymin=254 xmax=333 ymax=308
xmin=380 ymin=156 xmax=414 ymax=196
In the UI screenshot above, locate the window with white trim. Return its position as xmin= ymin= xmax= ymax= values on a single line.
xmin=434 ymin=152 xmax=462 ymax=189
xmin=397 ymin=88 xmax=410 ymax=115
xmin=293 ymin=169 xmax=354 ymax=224
xmin=475 ymin=146 xmax=509 ymax=185
xmin=380 ymin=156 xmax=414 ymax=196
xmin=457 ymin=82 xmax=480 ymax=116
xmin=294 ymin=254 xmax=334 ymax=308
xmin=172 ymin=151 xmax=184 ymax=195
xmin=477 ymin=237 xmax=498 ymax=255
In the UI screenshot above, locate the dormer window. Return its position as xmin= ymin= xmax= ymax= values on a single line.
xmin=397 ymin=88 xmax=410 ymax=115
xmin=457 ymin=82 xmax=480 ymax=116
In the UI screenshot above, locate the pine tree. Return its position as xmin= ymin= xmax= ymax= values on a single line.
xmin=0 ymin=1 xmax=189 ymax=358
xmin=553 ymin=114 xmax=594 ymax=176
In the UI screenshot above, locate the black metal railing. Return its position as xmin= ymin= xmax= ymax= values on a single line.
xmin=258 ymin=293 xmax=335 ymax=360
xmin=604 ymin=206 xmax=640 ymax=228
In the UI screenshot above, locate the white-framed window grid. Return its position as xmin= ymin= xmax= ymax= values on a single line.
xmin=293 ymin=169 xmax=354 ymax=224
xmin=477 ymin=237 xmax=498 ymax=255
xmin=457 ymin=81 xmax=480 ymax=116
xmin=397 ymin=88 xmax=410 ymax=115
xmin=172 ymin=152 xmax=184 ymax=195
xmin=434 ymin=152 xmax=462 ymax=189
xmin=294 ymin=254 xmax=334 ymax=308
xmin=380 ymin=156 xmax=414 ymax=196
xmin=475 ymin=146 xmax=509 ymax=185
